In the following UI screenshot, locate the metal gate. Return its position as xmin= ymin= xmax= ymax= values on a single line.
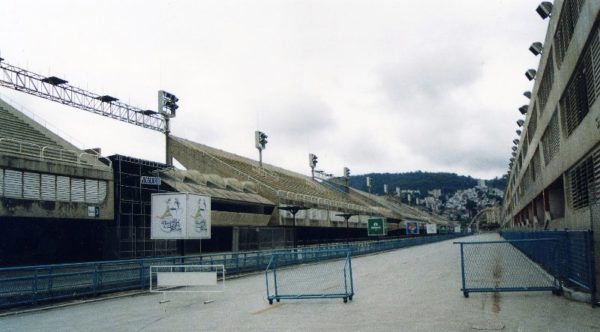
xmin=456 ymin=239 xmax=561 ymax=297
xmin=265 ymin=249 xmax=354 ymax=304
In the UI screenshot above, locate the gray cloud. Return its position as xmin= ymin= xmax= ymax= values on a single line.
xmin=258 ymin=94 xmax=336 ymax=144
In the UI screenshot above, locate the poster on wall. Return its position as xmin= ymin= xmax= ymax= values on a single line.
xmin=187 ymin=194 xmax=211 ymax=239
xmin=405 ymin=221 xmax=419 ymax=235
xmin=426 ymin=223 xmax=437 ymax=234
xmin=454 ymin=225 xmax=461 ymax=233
xmin=151 ymin=193 xmax=211 ymax=239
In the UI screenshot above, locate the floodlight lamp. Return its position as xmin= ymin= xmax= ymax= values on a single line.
xmin=519 ymin=105 xmax=528 ymax=115
xmin=510 ymin=157 xmax=515 ymax=162
xmin=536 ymin=2 xmax=553 ymax=20
xmin=511 ymin=151 xmax=517 ymax=157
xmin=523 ymin=91 xmax=532 ymax=99
xmin=516 ymin=129 xmax=522 ymax=135
xmin=512 ymin=146 xmax=518 ymax=151
xmin=513 ymin=139 xmax=520 ymax=145
xmin=525 ymin=69 xmax=537 ymax=81
xmin=517 ymin=119 xmax=525 ymax=127
xmin=529 ymin=42 xmax=543 ymax=56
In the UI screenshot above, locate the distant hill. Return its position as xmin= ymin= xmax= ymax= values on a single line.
xmin=348 ymin=171 xmax=506 ymax=196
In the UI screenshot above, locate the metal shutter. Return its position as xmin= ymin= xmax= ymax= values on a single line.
xmin=4 ymin=170 xmax=22 ymax=198
xmin=23 ymin=172 xmax=40 ymax=200
xmin=57 ymin=176 xmax=70 ymax=202
xmin=71 ymin=178 xmax=85 ymax=202
xmin=41 ymin=174 xmax=56 ymax=201
xmin=85 ymin=179 xmax=99 ymax=203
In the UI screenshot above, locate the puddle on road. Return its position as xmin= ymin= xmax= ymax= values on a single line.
xmin=492 ymin=292 xmax=501 ymax=314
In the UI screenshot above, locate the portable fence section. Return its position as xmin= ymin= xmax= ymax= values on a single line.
xmin=150 ymin=265 xmax=225 ymax=294
xmin=265 ymin=249 xmax=353 ymax=303
xmin=457 ymin=239 xmax=561 ymax=297
xmin=0 ymin=233 xmax=467 ymax=309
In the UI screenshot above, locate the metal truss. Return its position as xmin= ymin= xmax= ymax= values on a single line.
xmin=0 ymin=59 xmax=165 ymax=132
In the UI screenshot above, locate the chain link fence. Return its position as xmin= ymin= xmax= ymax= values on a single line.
xmin=265 ymin=249 xmax=353 ymax=304
xmin=457 ymin=239 xmax=561 ymax=297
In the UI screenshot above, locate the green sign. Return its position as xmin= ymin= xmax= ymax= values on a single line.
xmin=438 ymin=225 xmax=448 ymax=234
xmin=368 ymin=218 xmax=387 ymax=236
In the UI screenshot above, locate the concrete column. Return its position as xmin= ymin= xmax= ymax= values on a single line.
xmin=232 ymin=227 xmax=240 ymax=252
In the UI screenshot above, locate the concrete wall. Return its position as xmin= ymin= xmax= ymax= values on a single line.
xmin=0 ymin=156 xmax=114 ymax=220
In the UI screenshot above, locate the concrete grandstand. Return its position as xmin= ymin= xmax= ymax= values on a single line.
xmin=0 ymin=96 xmax=453 ymax=266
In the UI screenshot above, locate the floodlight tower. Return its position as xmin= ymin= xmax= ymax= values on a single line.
xmin=309 ymin=153 xmax=318 ymax=179
xmin=343 ymin=167 xmax=350 ymax=188
xmin=366 ymin=176 xmax=372 ymax=194
xmin=255 ymin=131 xmax=268 ymax=167
xmin=158 ymin=90 xmax=179 ymax=166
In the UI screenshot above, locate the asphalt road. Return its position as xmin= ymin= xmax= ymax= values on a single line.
xmin=1 ymin=233 xmax=599 ymax=331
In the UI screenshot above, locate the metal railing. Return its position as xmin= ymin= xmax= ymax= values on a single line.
xmin=501 ymin=230 xmax=595 ymax=295
xmin=0 ymin=233 xmax=468 ymax=309
xmin=0 ymin=137 xmax=111 ymax=169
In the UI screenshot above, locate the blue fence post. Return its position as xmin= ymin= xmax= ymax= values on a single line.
xmin=588 ymin=230 xmax=597 ymax=306
xmin=93 ymin=264 xmax=99 ymax=296
xmin=48 ymin=266 xmax=53 ymax=294
xmin=348 ymin=253 xmax=354 ymax=297
xmin=273 ymin=255 xmax=279 ymax=299
xmin=139 ymin=260 xmax=145 ymax=289
xmin=32 ymin=268 xmax=39 ymax=305
xmin=460 ymin=243 xmax=467 ymax=298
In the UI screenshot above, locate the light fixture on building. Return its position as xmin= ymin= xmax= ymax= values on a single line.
xmin=523 ymin=91 xmax=532 ymax=99
xmin=511 ymin=151 xmax=517 ymax=157
xmin=529 ymin=42 xmax=543 ymax=56
xmin=519 ymin=105 xmax=528 ymax=115
xmin=513 ymin=139 xmax=520 ymax=145
xmin=516 ymin=129 xmax=522 ymax=135
xmin=525 ymin=69 xmax=537 ymax=81
xmin=512 ymin=146 xmax=518 ymax=151
xmin=536 ymin=2 xmax=553 ymax=20
xmin=517 ymin=119 xmax=525 ymax=127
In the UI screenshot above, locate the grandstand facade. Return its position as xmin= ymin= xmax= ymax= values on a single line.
xmin=0 ymin=98 xmax=114 ymax=265
xmin=0 ymin=91 xmax=453 ymax=265
xmin=502 ymin=0 xmax=600 ymax=298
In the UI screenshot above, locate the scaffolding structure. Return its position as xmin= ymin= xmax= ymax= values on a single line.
xmin=110 ymin=155 xmax=177 ymax=259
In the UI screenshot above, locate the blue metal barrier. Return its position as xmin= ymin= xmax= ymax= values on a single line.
xmin=265 ymin=249 xmax=354 ymax=303
xmin=501 ymin=230 xmax=595 ymax=294
xmin=0 ymin=233 xmax=468 ymax=309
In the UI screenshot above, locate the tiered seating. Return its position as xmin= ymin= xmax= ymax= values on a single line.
xmin=0 ymin=104 xmax=82 ymax=165
xmin=174 ymin=137 xmax=355 ymax=207
xmin=204 ymin=144 xmax=348 ymax=202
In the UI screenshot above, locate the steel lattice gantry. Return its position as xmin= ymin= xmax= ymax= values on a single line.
xmin=0 ymin=59 xmax=165 ymax=132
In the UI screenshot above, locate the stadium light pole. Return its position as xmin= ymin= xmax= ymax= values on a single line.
xmin=336 ymin=213 xmax=357 ymax=244
xmin=309 ymin=153 xmax=318 ymax=179
xmin=255 ymin=131 xmax=268 ymax=167
xmin=158 ymin=90 xmax=179 ymax=166
xmin=278 ymin=205 xmax=309 ymax=248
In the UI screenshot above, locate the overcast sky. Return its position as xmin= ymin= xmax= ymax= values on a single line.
xmin=0 ymin=0 xmax=548 ymax=180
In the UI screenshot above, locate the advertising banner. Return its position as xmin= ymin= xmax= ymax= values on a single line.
xmin=151 ymin=193 xmax=211 ymax=239
xmin=405 ymin=221 xmax=419 ymax=235
xmin=426 ymin=223 xmax=437 ymax=234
